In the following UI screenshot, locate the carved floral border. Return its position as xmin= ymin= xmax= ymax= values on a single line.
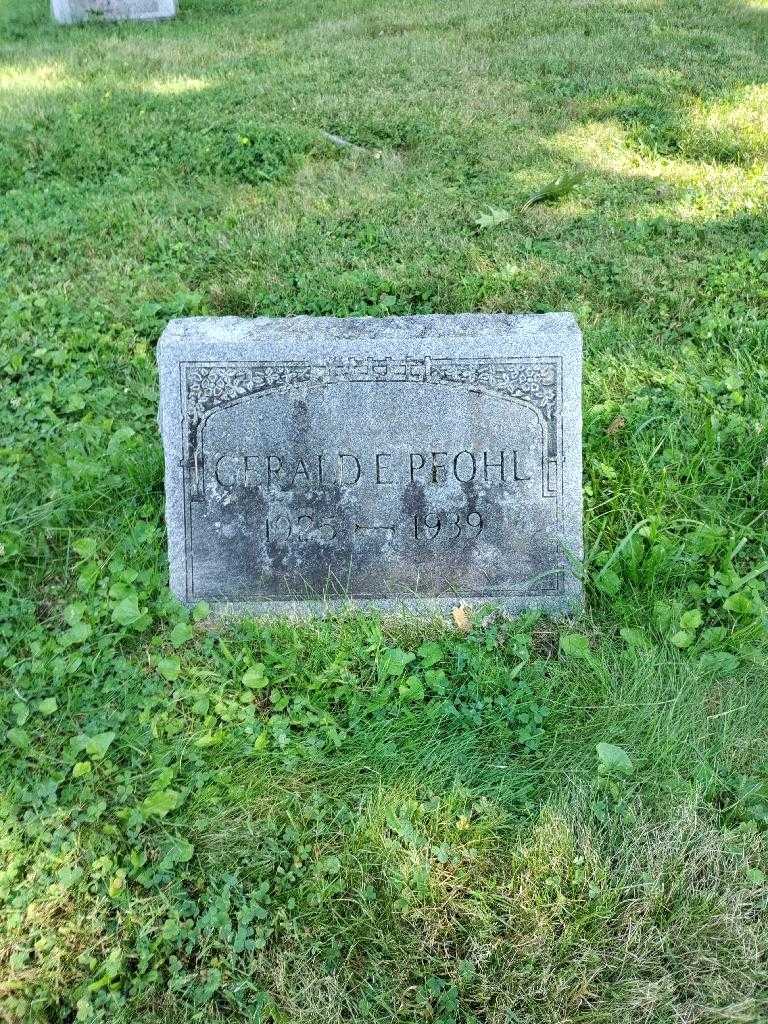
xmin=183 ymin=357 xmax=559 ymax=474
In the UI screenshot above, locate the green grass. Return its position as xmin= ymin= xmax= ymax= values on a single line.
xmin=2 ymin=0 xmax=768 ymax=1020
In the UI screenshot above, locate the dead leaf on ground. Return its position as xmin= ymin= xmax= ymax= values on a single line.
xmin=520 ymin=172 xmax=583 ymax=212
xmin=473 ymin=205 xmax=512 ymax=230
xmin=452 ymin=603 xmax=474 ymax=633
xmin=606 ymin=416 xmax=626 ymax=436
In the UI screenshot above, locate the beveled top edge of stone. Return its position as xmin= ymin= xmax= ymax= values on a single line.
xmin=157 ymin=312 xmax=581 ymax=358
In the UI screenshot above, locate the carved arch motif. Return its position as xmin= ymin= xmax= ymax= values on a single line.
xmin=183 ymin=356 xmax=559 ymax=495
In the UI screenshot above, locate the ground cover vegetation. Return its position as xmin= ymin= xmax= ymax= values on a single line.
xmin=1 ymin=0 xmax=768 ymax=1020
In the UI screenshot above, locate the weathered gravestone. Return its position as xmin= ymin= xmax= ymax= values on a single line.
xmin=157 ymin=314 xmax=582 ymax=615
xmin=51 ymin=0 xmax=176 ymax=24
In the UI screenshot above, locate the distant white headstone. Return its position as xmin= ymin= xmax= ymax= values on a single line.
xmin=51 ymin=0 xmax=176 ymax=24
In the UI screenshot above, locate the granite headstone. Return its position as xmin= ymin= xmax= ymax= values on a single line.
xmin=51 ymin=0 xmax=176 ymax=24
xmin=157 ymin=314 xmax=582 ymax=616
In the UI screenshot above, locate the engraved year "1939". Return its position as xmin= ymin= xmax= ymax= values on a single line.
xmin=414 ymin=511 xmax=483 ymax=540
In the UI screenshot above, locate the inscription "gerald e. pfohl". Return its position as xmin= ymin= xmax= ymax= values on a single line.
xmin=213 ymin=449 xmax=532 ymax=491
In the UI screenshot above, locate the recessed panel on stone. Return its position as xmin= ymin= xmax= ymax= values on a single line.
xmin=51 ymin=0 xmax=176 ymax=24
xmin=157 ymin=314 xmax=582 ymax=616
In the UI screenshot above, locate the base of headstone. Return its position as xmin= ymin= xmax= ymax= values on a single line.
xmin=51 ymin=0 xmax=177 ymax=24
xmin=157 ymin=314 xmax=583 ymax=618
